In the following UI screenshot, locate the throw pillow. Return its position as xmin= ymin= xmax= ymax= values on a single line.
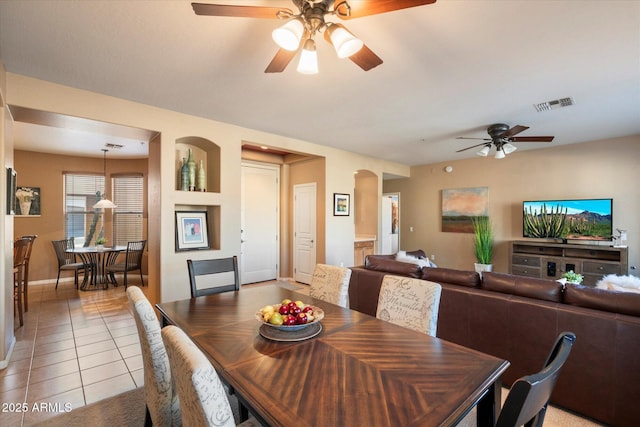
xmin=396 ymin=250 xmax=437 ymax=268
xmin=596 ymin=274 xmax=640 ymax=294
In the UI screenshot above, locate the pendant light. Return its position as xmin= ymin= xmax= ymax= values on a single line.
xmin=297 ymin=38 xmax=319 ymax=74
xmin=93 ymin=149 xmax=117 ymax=209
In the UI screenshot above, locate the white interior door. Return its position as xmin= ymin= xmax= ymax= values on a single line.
xmin=241 ymin=163 xmax=279 ymax=284
xmin=293 ymin=183 xmax=316 ymax=284
xmin=381 ymin=193 xmax=400 ymax=254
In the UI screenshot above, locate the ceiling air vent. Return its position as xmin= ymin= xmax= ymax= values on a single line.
xmin=105 ymin=143 xmax=124 ymax=149
xmin=534 ymin=97 xmax=575 ymax=112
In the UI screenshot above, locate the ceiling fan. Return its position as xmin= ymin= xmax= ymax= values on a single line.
xmin=191 ymin=0 xmax=437 ymax=74
xmin=456 ymin=123 xmax=555 ymax=159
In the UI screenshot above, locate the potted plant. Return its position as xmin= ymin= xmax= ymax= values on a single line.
xmin=562 ymin=270 xmax=583 ymax=285
xmin=96 ymin=237 xmax=106 ymax=249
xmin=472 ymin=216 xmax=493 ymax=275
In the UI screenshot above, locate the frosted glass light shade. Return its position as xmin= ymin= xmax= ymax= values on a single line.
xmin=502 ymin=143 xmax=517 ymax=154
xmin=297 ymin=39 xmax=318 ymax=74
xmin=93 ymin=198 xmax=117 ymax=209
xmin=476 ymin=146 xmax=490 ymax=157
xmin=494 ymin=149 xmax=506 ymax=159
xmin=327 ymin=24 xmax=363 ymax=58
xmin=272 ymin=18 xmax=304 ymax=51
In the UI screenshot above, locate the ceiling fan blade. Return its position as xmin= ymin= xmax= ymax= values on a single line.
xmin=501 ymin=125 xmax=529 ymax=138
xmin=455 ymin=136 xmax=491 ymax=141
xmin=456 ymin=142 xmax=490 ymax=153
xmin=264 ymin=49 xmax=298 ymax=73
xmin=510 ymin=136 xmax=555 ymax=142
xmin=192 ymin=3 xmax=289 ymax=19
xmin=348 ymin=44 xmax=383 ymax=71
xmin=335 ymin=0 xmax=437 ymax=20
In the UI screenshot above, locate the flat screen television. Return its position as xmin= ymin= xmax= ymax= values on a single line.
xmin=523 ymin=198 xmax=612 ymax=242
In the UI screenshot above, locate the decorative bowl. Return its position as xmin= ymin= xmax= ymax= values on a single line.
xmin=255 ymin=304 xmax=324 ymax=331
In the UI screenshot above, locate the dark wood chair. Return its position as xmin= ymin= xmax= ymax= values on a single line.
xmin=52 ymin=238 xmax=90 ymax=289
xmin=187 ymin=256 xmax=240 ymax=298
xmin=495 ymin=331 xmax=577 ymax=427
xmin=13 ymin=238 xmax=30 ymax=327
xmin=20 ymin=234 xmax=37 ymax=311
xmin=106 ymin=240 xmax=146 ymax=289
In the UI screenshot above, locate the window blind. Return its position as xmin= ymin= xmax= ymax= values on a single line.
xmin=112 ymin=174 xmax=144 ymax=246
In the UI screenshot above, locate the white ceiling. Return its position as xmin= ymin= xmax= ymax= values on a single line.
xmin=0 ymin=0 xmax=638 ymax=164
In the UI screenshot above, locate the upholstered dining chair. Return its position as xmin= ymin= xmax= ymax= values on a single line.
xmin=496 ymin=332 xmax=576 ymax=427
xmin=309 ymin=264 xmax=352 ymax=308
xmin=19 ymin=234 xmax=37 ymax=311
xmin=13 ymin=237 xmax=30 ymax=327
xmin=161 ymin=325 xmax=261 ymax=427
xmin=187 ymin=256 xmax=239 ymax=298
xmin=52 ymin=238 xmax=90 ymax=289
xmin=376 ymin=275 xmax=442 ymax=337
xmin=126 ymin=286 xmax=181 ymax=427
xmin=106 ymin=240 xmax=146 ymax=288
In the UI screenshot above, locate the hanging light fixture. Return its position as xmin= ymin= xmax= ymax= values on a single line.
xmin=272 ymin=17 xmax=304 ymax=51
xmin=326 ymin=23 xmax=363 ymax=58
xmin=494 ymin=147 xmax=506 ymax=159
xmin=476 ymin=145 xmax=491 ymax=157
xmin=502 ymin=142 xmax=518 ymax=154
xmin=93 ymin=149 xmax=117 ymax=209
xmin=297 ymin=38 xmax=319 ymax=74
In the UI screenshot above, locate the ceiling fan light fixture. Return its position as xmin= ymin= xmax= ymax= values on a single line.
xmin=494 ymin=148 xmax=506 ymax=159
xmin=476 ymin=146 xmax=490 ymax=157
xmin=327 ymin=23 xmax=363 ymax=58
xmin=502 ymin=142 xmax=517 ymax=154
xmin=297 ymin=38 xmax=318 ymax=74
xmin=272 ymin=18 xmax=304 ymax=51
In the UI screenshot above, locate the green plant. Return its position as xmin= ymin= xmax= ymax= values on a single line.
xmin=562 ymin=270 xmax=583 ymax=284
xmin=523 ymin=203 xmax=567 ymax=238
xmin=96 ymin=236 xmax=106 ymax=245
xmin=471 ymin=216 xmax=493 ymax=265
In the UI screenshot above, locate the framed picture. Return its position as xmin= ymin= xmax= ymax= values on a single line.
xmin=6 ymin=168 xmax=16 ymax=215
xmin=175 ymin=211 xmax=210 ymax=251
xmin=441 ymin=187 xmax=489 ymax=233
xmin=333 ymin=193 xmax=350 ymax=216
xmin=15 ymin=186 xmax=41 ymax=216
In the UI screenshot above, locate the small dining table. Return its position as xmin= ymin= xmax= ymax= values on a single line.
xmin=67 ymin=245 xmax=126 ymax=290
xmin=156 ymin=284 xmax=510 ymax=427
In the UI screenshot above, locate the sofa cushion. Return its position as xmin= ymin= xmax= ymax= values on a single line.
xmin=564 ymin=283 xmax=640 ymax=316
xmin=422 ymin=267 xmax=481 ymax=288
xmin=365 ymin=255 xmax=422 ymax=278
xmin=482 ymin=272 xmax=563 ymax=302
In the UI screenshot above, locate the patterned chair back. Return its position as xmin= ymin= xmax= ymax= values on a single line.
xmin=309 ymin=264 xmax=352 ymax=308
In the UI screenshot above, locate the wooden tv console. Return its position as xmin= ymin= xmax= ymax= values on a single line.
xmin=509 ymin=240 xmax=628 ymax=286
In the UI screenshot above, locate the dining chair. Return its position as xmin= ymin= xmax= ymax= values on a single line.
xmin=376 ymin=274 xmax=442 ymax=337
xmin=13 ymin=238 xmax=30 ymax=327
xmin=19 ymin=235 xmax=37 ymax=311
xmin=309 ymin=263 xmax=352 ymax=308
xmin=126 ymin=286 xmax=181 ymax=427
xmin=496 ymin=332 xmax=577 ymax=427
xmin=161 ymin=325 xmax=261 ymax=427
xmin=52 ymin=238 xmax=90 ymax=289
xmin=187 ymin=256 xmax=239 ymax=298
xmin=106 ymin=240 xmax=146 ymax=289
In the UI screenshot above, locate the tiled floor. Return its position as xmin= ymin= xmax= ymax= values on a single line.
xmin=1 ymin=279 xmax=144 ymax=426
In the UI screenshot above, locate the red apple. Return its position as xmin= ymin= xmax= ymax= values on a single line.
xmin=278 ymin=304 xmax=289 ymax=315
xmin=284 ymin=314 xmax=297 ymax=326
xmin=302 ymin=306 xmax=314 ymax=314
xmin=296 ymin=312 xmax=308 ymax=324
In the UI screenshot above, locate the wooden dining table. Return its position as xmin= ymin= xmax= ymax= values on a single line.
xmin=156 ymin=284 xmax=510 ymax=427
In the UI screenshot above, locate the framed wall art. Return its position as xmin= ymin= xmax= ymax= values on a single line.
xmin=6 ymin=168 xmax=16 ymax=215
xmin=15 ymin=186 xmax=41 ymax=216
xmin=441 ymin=187 xmax=489 ymax=233
xmin=175 ymin=211 xmax=210 ymax=251
xmin=333 ymin=193 xmax=350 ymax=216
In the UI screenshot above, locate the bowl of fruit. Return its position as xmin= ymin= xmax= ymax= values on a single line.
xmin=257 ymin=299 xmax=324 ymax=331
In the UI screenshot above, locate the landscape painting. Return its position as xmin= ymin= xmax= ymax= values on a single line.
xmin=442 ymin=187 xmax=489 ymax=233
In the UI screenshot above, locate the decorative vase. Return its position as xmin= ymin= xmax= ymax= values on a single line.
xmin=19 ymin=200 xmax=32 ymax=215
xmin=180 ymin=157 xmax=189 ymax=191
xmin=187 ymin=149 xmax=196 ymax=191
xmin=474 ymin=263 xmax=493 ymax=278
xmin=197 ymin=159 xmax=206 ymax=192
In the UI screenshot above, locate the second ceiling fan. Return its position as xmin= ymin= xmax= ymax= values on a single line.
xmin=456 ymin=123 xmax=555 ymax=159
xmin=191 ymin=0 xmax=437 ymax=74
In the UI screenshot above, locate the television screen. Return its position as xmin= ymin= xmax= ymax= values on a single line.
xmin=523 ymin=198 xmax=612 ymax=241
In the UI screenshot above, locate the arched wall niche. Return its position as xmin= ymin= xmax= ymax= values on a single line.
xmin=175 ymin=136 xmax=221 ymax=193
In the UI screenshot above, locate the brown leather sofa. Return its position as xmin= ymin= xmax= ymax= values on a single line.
xmin=348 ymin=254 xmax=640 ymax=427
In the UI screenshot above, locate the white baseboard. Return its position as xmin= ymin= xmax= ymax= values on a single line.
xmin=0 ymin=336 xmax=17 ymax=369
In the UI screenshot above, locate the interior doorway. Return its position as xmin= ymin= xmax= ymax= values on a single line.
xmin=381 ymin=193 xmax=400 ymax=254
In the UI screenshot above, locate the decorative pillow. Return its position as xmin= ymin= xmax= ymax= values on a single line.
xmin=396 ymin=250 xmax=437 ymax=268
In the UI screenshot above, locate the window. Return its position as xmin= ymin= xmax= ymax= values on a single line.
xmin=64 ymin=173 xmax=105 ymax=247
xmin=112 ymin=174 xmax=144 ymax=246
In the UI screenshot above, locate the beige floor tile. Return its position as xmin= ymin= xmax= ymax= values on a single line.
xmin=76 ymin=339 xmax=117 ymax=358
xmin=35 ymin=330 xmax=74 ymax=345
xmin=124 ymin=354 xmax=143 ymax=372
xmin=33 ymin=338 xmax=76 ymax=357
xmin=29 ymin=359 xmax=79 ymax=384
xmin=77 ymin=348 xmax=122 ymax=371
xmin=73 ymin=330 xmax=113 ymax=347
xmin=114 ymin=332 xmax=139 ymax=348
xmin=81 ymin=359 xmax=128 ymax=386
xmin=130 ymin=368 xmax=144 ymax=388
xmin=118 ymin=342 xmax=141 ymax=359
xmin=83 ymin=373 xmax=136 ymax=405
xmin=26 ymin=371 xmax=82 ymax=402
xmin=31 ymin=348 xmax=77 ymax=370
xmin=72 ymin=324 xmax=109 ymax=338
xmin=0 ymin=372 xmax=29 ymax=393
xmin=109 ymin=324 xmax=138 ymax=338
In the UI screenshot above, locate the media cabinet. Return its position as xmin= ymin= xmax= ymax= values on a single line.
xmin=509 ymin=240 xmax=628 ymax=286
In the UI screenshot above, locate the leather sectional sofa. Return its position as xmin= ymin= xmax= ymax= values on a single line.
xmin=348 ymin=254 xmax=640 ymax=427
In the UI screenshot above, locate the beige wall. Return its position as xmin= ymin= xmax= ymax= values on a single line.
xmin=354 ymin=170 xmax=379 ymax=239
xmin=384 ymin=135 xmax=640 ymax=275
xmin=13 ymin=150 xmax=148 ymax=283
